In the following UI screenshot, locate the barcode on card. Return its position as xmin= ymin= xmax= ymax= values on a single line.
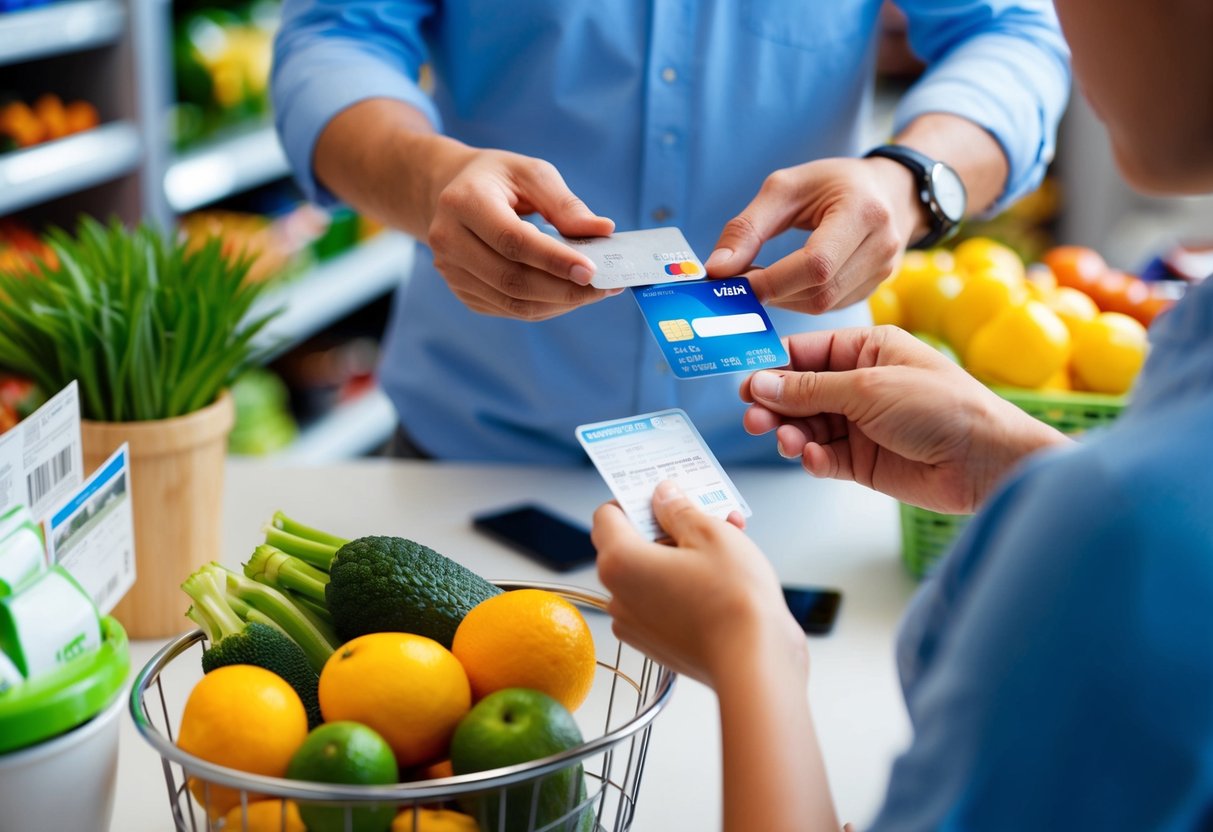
xmin=698 ymin=489 xmax=729 ymax=506
xmin=26 ymin=446 xmax=73 ymax=506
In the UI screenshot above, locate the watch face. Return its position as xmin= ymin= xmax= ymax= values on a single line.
xmin=930 ymin=163 xmax=967 ymax=222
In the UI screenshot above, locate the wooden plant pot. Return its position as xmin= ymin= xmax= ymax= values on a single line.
xmin=80 ymin=393 xmax=234 ymax=640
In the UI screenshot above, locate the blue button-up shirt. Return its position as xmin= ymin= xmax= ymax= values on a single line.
xmin=874 ymin=276 xmax=1213 ymax=829
xmin=273 ymin=0 xmax=1069 ymax=464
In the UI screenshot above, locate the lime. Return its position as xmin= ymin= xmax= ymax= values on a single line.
xmin=286 ymin=722 xmax=398 ymax=832
xmin=450 ymin=688 xmax=592 ymax=832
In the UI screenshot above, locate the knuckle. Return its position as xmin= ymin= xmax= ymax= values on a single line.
xmin=495 ymin=227 xmax=526 ymax=261
xmin=858 ymin=198 xmax=892 ymax=229
xmin=762 ymin=168 xmax=796 ymax=197
xmin=506 ymin=297 xmax=539 ymax=320
xmin=496 ymin=260 xmax=528 ymax=296
xmin=723 ymin=214 xmax=761 ymax=245
xmin=802 ymin=249 xmax=834 ymax=285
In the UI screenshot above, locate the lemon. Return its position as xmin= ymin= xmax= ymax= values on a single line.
xmin=222 ymin=800 xmax=306 ymax=832
xmin=392 ymin=808 xmax=479 ymax=832
xmin=892 ymin=248 xmax=956 ymax=287
xmin=941 ymin=271 xmax=1029 ymax=359
xmin=867 ymin=282 xmax=901 ymax=327
xmin=966 ymin=300 xmax=1071 ymax=389
xmin=1045 ymin=286 xmax=1100 ymax=337
xmin=893 ymin=270 xmax=964 ymax=336
xmin=953 ymin=237 xmax=1025 ymax=282
xmin=1071 ymin=312 xmax=1148 ymax=394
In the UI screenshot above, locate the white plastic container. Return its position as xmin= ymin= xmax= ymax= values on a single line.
xmin=0 ymin=692 xmax=123 ymax=832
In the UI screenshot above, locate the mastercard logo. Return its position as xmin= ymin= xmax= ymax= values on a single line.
xmin=664 ymin=260 xmax=701 ymax=276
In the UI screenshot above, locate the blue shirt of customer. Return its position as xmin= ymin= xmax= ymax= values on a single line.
xmin=272 ymin=0 xmax=1070 ymax=464
xmin=874 ymin=275 xmax=1213 ymax=830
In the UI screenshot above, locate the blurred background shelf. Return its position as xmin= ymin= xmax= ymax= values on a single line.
xmin=0 ymin=121 xmax=141 ymax=215
xmin=163 ymin=121 xmax=290 ymax=213
xmin=0 ymin=0 xmax=126 ymax=66
xmin=252 ymin=232 xmax=415 ymax=360
xmin=270 ymin=387 xmax=395 ymax=464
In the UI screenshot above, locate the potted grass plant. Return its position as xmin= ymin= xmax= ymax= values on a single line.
xmin=0 ymin=218 xmax=277 ymax=638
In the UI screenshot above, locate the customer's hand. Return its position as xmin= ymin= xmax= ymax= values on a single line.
xmin=424 ymin=146 xmax=618 ymax=320
xmin=705 ymin=156 xmax=924 ymax=313
xmin=593 ymin=482 xmax=804 ymax=688
xmin=740 ymin=326 xmax=1071 ymax=513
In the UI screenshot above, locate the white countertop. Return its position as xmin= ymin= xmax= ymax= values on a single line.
xmin=114 ymin=459 xmax=918 ymax=831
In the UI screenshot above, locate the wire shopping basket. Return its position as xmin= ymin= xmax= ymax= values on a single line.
xmin=130 ymin=581 xmax=676 ymax=832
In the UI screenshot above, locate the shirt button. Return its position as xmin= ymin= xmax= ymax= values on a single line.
xmin=651 ymin=207 xmax=671 ymax=222
xmin=661 ymin=66 xmax=677 ymax=83
xmin=661 ymin=131 xmax=677 ymax=147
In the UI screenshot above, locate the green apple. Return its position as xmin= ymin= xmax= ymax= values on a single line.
xmin=450 ymin=688 xmax=592 ymax=832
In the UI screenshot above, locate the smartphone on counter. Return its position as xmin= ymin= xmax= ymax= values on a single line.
xmin=472 ymin=503 xmax=597 ymax=573
xmin=782 ymin=585 xmax=843 ymax=636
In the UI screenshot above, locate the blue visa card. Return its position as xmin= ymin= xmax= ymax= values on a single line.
xmin=632 ymin=277 xmax=789 ymax=378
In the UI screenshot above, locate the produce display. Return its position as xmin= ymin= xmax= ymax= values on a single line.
xmin=869 ymin=237 xmax=1180 ymax=396
xmin=171 ymin=0 xmax=277 ymax=148
xmin=0 ymin=373 xmax=40 ymax=435
xmin=0 ymin=218 xmax=56 ymax=272
xmin=178 ymin=512 xmax=599 ymax=832
xmin=0 ymin=94 xmax=100 ymax=151
xmin=228 ymin=368 xmax=299 ymax=455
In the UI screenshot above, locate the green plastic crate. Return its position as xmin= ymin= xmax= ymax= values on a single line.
xmin=899 ymin=387 xmax=1126 ymax=579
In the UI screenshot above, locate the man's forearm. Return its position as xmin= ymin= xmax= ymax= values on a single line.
xmin=313 ymin=98 xmax=473 ymax=238
xmin=868 ymin=112 xmax=1011 ymax=245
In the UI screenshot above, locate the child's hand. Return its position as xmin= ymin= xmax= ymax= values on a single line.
xmin=593 ymin=481 xmax=805 ymax=688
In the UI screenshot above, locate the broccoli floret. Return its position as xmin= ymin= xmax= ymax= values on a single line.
xmin=182 ymin=568 xmax=322 ymax=727
xmin=326 ymin=536 xmax=501 ymax=647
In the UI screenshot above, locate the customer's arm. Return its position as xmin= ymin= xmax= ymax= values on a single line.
xmin=272 ymin=0 xmax=617 ymax=321
xmin=740 ymin=327 xmax=1069 ymax=513
xmin=706 ymin=0 xmax=1070 ymax=314
xmin=593 ymin=483 xmax=839 ymax=832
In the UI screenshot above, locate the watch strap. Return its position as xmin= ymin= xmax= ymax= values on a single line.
xmin=863 ymin=144 xmax=959 ymax=249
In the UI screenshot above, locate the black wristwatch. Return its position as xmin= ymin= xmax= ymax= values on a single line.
xmin=864 ymin=144 xmax=966 ymax=249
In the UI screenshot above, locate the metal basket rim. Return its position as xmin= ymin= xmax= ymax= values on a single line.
xmin=129 ymin=579 xmax=677 ymax=802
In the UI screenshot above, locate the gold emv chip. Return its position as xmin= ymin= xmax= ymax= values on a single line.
xmin=658 ymin=319 xmax=694 ymax=342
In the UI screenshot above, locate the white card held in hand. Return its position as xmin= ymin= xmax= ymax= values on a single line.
xmin=560 ymin=227 xmax=707 ymax=290
xmin=575 ymin=408 xmax=751 ymax=540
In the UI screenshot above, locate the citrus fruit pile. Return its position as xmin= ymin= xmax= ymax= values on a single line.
xmin=176 ymin=585 xmax=598 ymax=832
xmin=869 ymin=238 xmax=1173 ymax=395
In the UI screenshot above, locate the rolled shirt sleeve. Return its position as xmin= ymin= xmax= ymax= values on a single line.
xmin=271 ymin=0 xmax=440 ymax=206
xmin=893 ymin=1 xmax=1071 ymax=212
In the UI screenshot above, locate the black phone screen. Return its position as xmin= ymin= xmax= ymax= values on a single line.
xmin=782 ymin=585 xmax=843 ymax=636
xmin=472 ymin=504 xmax=597 ymax=572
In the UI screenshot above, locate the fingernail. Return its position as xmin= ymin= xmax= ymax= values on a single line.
xmin=653 ymin=480 xmax=683 ymax=504
xmin=750 ymin=371 xmax=783 ymax=401
xmin=570 ymin=264 xmax=594 ymax=285
xmin=606 ymin=288 xmax=625 ymax=297
xmin=705 ymin=248 xmax=732 ymax=270
xmin=776 ymin=440 xmax=797 ymax=460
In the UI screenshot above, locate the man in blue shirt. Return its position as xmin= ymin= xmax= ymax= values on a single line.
xmin=272 ymin=1 xmax=1069 ymax=464
xmin=590 ymin=0 xmax=1213 ymax=826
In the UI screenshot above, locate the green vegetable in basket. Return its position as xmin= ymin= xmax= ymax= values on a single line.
xmin=183 ymin=565 xmax=323 ymax=728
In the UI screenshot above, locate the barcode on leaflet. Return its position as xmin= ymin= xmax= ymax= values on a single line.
xmin=698 ymin=489 xmax=728 ymax=506
xmin=26 ymin=446 xmax=73 ymax=506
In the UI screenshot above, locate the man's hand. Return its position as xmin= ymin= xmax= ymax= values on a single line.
xmin=425 ymin=147 xmax=620 ymax=320
xmin=740 ymin=326 xmax=1070 ymax=513
xmin=705 ymin=156 xmax=924 ymax=314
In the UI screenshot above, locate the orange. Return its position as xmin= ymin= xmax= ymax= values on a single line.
xmin=318 ymin=633 xmax=471 ymax=767
xmin=222 ymin=800 xmax=306 ymax=832
xmin=867 ymin=281 xmax=901 ymax=327
xmin=940 ymin=271 xmax=1029 ymax=358
xmin=1045 ymin=286 xmax=1100 ymax=336
xmin=452 ymin=589 xmax=596 ymax=712
xmin=965 ymin=300 xmax=1071 ymax=389
xmin=892 ymin=269 xmax=964 ymax=336
xmin=1071 ymin=312 xmax=1148 ymax=395
xmin=952 ymin=237 xmax=1025 ymax=283
xmin=392 ymin=808 xmax=479 ymax=832
xmin=177 ymin=665 xmax=309 ymax=815
xmin=1042 ymin=245 xmax=1107 ymax=293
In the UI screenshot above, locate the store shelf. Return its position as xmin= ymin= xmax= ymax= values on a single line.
xmin=0 ymin=121 xmax=141 ymax=215
xmin=272 ymin=387 xmax=396 ymax=464
xmin=0 ymin=0 xmax=126 ymax=67
xmin=164 ymin=121 xmax=290 ymax=214
xmin=253 ymin=232 xmax=415 ymax=359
